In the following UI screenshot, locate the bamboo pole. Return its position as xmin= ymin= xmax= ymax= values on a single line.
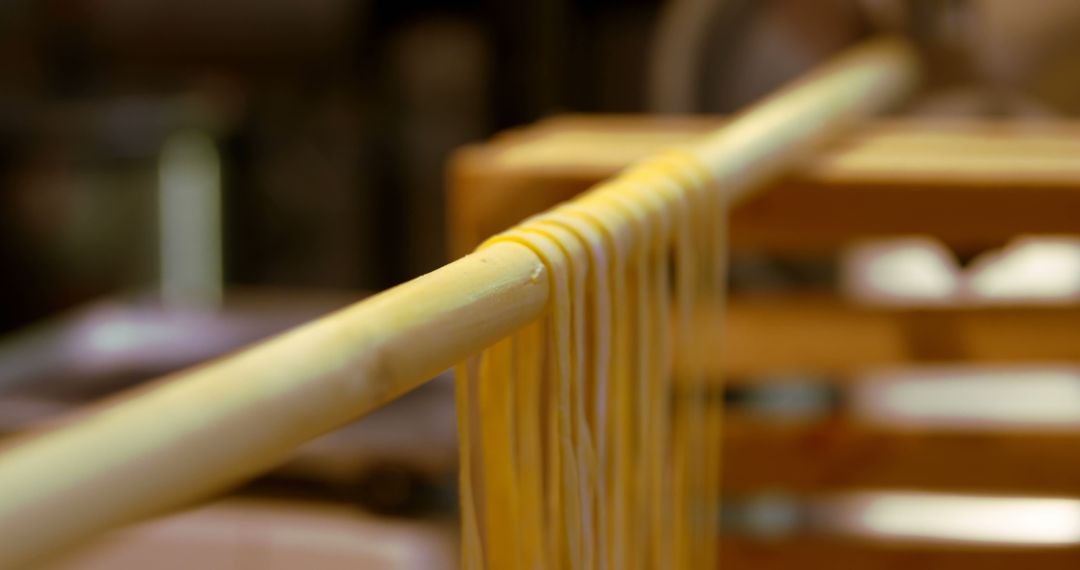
xmin=0 ymin=37 xmax=918 ymax=569
xmin=0 ymin=242 xmax=548 ymax=568
xmin=690 ymin=37 xmax=918 ymax=202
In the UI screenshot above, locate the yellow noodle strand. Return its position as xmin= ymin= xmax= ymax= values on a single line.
xmin=461 ymin=148 xmax=722 ymax=570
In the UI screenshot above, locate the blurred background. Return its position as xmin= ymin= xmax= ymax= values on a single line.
xmin=4 ymin=0 xmax=1080 ymax=567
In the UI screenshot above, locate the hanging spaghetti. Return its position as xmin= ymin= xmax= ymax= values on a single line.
xmin=458 ymin=149 xmax=723 ymax=569
xmin=456 ymin=36 xmax=918 ymax=570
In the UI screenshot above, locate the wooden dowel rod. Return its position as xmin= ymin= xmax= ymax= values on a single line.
xmin=0 ymin=36 xmax=918 ymax=569
xmin=0 ymin=241 xmax=548 ymax=568
xmin=692 ymin=37 xmax=918 ymax=204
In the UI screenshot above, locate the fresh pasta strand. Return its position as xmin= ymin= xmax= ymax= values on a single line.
xmin=458 ymin=147 xmax=723 ymax=570
xmin=456 ymin=37 xmax=916 ymax=569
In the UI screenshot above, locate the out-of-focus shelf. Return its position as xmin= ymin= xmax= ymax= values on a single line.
xmin=722 ymin=414 xmax=1080 ymax=495
xmin=689 ymin=363 xmax=1080 ymax=495
xmin=449 ymin=115 xmax=1080 ymax=256
xmin=716 ymin=295 xmax=1080 ymax=376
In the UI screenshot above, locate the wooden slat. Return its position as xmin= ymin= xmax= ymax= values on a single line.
xmin=721 ymin=413 xmax=1080 ymax=495
xmin=717 ymin=295 xmax=1080 ymax=377
xmin=709 ymin=294 xmax=1080 ymax=494
xmin=449 ymin=115 xmax=1080 ymax=256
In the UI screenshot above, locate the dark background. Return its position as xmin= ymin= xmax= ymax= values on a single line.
xmin=3 ymin=0 xmax=1077 ymax=334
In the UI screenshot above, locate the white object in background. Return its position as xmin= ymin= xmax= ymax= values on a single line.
xmin=842 ymin=237 xmax=961 ymax=305
xmin=854 ymin=365 xmax=1080 ymax=430
xmin=823 ymin=491 xmax=1080 ymax=546
xmin=965 ymin=236 xmax=1080 ymax=303
xmin=159 ymin=130 xmax=223 ymax=310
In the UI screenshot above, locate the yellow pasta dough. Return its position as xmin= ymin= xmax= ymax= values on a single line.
xmin=459 ymin=149 xmax=725 ymax=570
